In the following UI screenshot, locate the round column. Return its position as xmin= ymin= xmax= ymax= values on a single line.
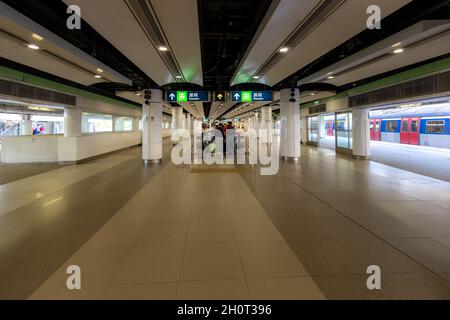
xmin=280 ymin=88 xmax=301 ymax=161
xmin=352 ymin=108 xmax=370 ymax=159
xmin=21 ymin=114 xmax=33 ymax=135
xmin=142 ymin=89 xmax=163 ymax=165
xmin=261 ymin=106 xmax=273 ymax=143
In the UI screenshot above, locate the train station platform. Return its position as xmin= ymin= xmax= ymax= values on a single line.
xmin=1 ymin=141 xmax=450 ymax=300
xmin=371 ymin=141 xmax=450 ymax=183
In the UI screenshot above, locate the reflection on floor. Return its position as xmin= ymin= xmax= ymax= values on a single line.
xmin=1 ymin=142 xmax=450 ymax=299
xmin=371 ymin=141 xmax=450 ymax=183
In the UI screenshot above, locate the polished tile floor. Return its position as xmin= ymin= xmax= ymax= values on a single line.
xmin=1 ymin=141 xmax=450 ymax=299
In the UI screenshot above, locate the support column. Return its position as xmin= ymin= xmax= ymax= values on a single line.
xmin=64 ymin=108 xmax=82 ymax=137
xmin=185 ymin=114 xmax=192 ymax=134
xmin=21 ymin=114 xmax=33 ymax=135
xmin=301 ymin=116 xmax=308 ymax=144
xmin=171 ymin=108 xmax=177 ymax=131
xmin=142 ymin=89 xmax=163 ymax=165
xmin=352 ymin=108 xmax=370 ymax=159
xmin=261 ymin=106 xmax=272 ymax=143
xmin=280 ymin=88 xmax=301 ymax=161
xmin=253 ymin=113 xmax=259 ymax=131
xmin=175 ymin=107 xmax=184 ymax=130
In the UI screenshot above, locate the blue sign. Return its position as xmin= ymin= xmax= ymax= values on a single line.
xmin=166 ymin=91 xmax=210 ymax=102
xmin=231 ymin=91 xmax=273 ymax=102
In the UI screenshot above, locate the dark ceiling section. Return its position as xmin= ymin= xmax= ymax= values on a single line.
xmin=275 ymin=0 xmax=450 ymax=90
xmin=1 ymin=0 xmax=158 ymax=93
xmin=199 ymin=0 xmax=272 ymax=92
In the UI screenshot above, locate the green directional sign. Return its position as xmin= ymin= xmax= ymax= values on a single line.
xmin=242 ymin=91 xmax=252 ymax=102
xmin=177 ymin=91 xmax=188 ymax=102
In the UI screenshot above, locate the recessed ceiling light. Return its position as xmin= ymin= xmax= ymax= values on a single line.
xmin=136 ymin=93 xmax=141 ymax=96
xmin=27 ymin=44 xmax=39 ymax=50
xmin=158 ymin=46 xmax=168 ymax=52
xmin=393 ymin=48 xmax=405 ymax=54
xmin=96 ymin=68 xmax=104 ymax=73
xmin=175 ymin=75 xmax=183 ymax=79
xmin=94 ymin=75 xmax=102 ymax=79
xmin=32 ymin=33 xmax=43 ymax=41
xmin=310 ymin=93 xmax=316 ymax=96
xmin=253 ymin=76 xmax=260 ymax=79
xmin=327 ymin=76 xmax=335 ymax=79
xmin=279 ymin=47 xmax=289 ymax=53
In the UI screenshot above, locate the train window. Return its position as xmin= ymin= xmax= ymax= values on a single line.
xmin=410 ymin=120 xmax=418 ymax=133
xmin=386 ymin=121 xmax=398 ymax=132
xmin=426 ymin=120 xmax=445 ymax=134
xmin=401 ymin=120 xmax=408 ymax=132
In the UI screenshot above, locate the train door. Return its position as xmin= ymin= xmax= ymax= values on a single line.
xmin=409 ymin=117 xmax=420 ymax=145
xmin=400 ymin=117 xmax=421 ymax=145
xmin=370 ymin=119 xmax=381 ymax=141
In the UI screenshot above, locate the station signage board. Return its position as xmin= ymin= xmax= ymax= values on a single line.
xmin=166 ymin=91 xmax=210 ymax=102
xmin=231 ymin=91 xmax=273 ymax=102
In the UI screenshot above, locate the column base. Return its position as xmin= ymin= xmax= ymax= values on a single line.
xmin=352 ymin=155 xmax=370 ymax=160
xmin=281 ymin=156 xmax=300 ymax=162
xmin=143 ymin=159 xmax=162 ymax=166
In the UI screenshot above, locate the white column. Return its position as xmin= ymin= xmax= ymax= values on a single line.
xmin=21 ymin=114 xmax=33 ymax=135
xmin=142 ymin=89 xmax=163 ymax=164
xmin=253 ymin=113 xmax=259 ymax=131
xmin=171 ymin=108 xmax=177 ymax=131
xmin=175 ymin=107 xmax=184 ymax=129
xmin=64 ymin=108 xmax=82 ymax=137
xmin=352 ymin=108 xmax=370 ymax=159
xmin=280 ymin=88 xmax=301 ymax=160
xmin=185 ymin=114 xmax=192 ymax=134
xmin=261 ymin=106 xmax=272 ymax=143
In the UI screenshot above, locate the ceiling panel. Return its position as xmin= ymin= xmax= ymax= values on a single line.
xmin=231 ymin=0 xmax=321 ymax=85
xmin=252 ymin=0 xmax=411 ymax=86
xmin=150 ymin=0 xmax=203 ymax=86
xmin=66 ymin=0 xmax=174 ymax=86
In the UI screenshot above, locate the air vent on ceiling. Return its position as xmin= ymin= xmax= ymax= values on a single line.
xmin=125 ymin=0 xmax=184 ymax=81
xmin=0 ymin=78 xmax=76 ymax=105
xmin=250 ymin=0 xmax=345 ymax=81
xmin=349 ymin=70 xmax=450 ymax=108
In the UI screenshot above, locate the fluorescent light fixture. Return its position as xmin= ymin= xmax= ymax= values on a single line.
xmin=393 ymin=48 xmax=405 ymax=54
xmin=327 ymin=76 xmax=335 ymax=79
xmin=253 ymin=76 xmax=260 ymax=79
xmin=175 ymin=76 xmax=183 ymax=79
xmin=136 ymin=93 xmax=141 ymax=96
xmin=32 ymin=33 xmax=43 ymax=41
xmin=96 ymin=68 xmax=104 ymax=73
xmin=279 ymin=47 xmax=289 ymax=53
xmin=158 ymin=46 xmax=168 ymax=52
xmin=27 ymin=44 xmax=39 ymax=50
xmin=392 ymin=42 xmax=402 ymax=48
xmin=94 ymin=75 xmax=102 ymax=79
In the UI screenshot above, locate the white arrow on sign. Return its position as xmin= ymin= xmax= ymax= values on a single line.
xmin=217 ymin=94 xmax=223 ymax=100
xmin=169 ymin=93 xmax=176 ymax=100
xmin=234 ymin=93 xmax=240 ymax=100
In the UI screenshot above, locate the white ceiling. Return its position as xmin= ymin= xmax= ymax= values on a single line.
xmin=66 ymin=0 xmax=203 ymax=87
xmin=0 ymin=2 xmax=131 ymax=86
xmin=178 ymin=102 xmax=205 ymax=119
xmin=299 ymin=21 xmax=450 ymax=87
xmin=232 ymin=0 xmax=411 ymax=87
xmin=209 ymin=101 xmax=237 ymax=120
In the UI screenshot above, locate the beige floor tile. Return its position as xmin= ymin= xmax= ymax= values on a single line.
xmin=148 ymin=204 xmax=192 ymax=222
xmin=228 ymin=203 xmax=269 ymax=220
xmin=177 ymin=280 xmax=250 ymax=300
xmin=112 ymin=245 xmax=184 ymax=284
xmin=187 ymin=220 xmax=235 ymax=243
xmin=247 ymin=277 xmax=325 ymax=300
xmin=41 ymin=247 xmax=130 ymax=289
xmin=29 ymin=286 xmax=106 ymax=300
xmin=83 ymin=224 xmax=143 ymax=249
xmin=231 ymin=219 xmax=284 ymax=242
xmin=191 ymin=204 xmax=230 ymax=221
xmin=103 ymin=282 xmax=177 ymax=300
xmin=137 ymin=222 xmax=189 ymax=246
xmin=238 ymin=242 xmax=308 ymax=278
xmin=180 ymin=244 xmax=245 ymax=281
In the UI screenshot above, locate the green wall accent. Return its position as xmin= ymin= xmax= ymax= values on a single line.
xmin=0 ymin=65 xmax=140 ymax=110
xmin=301 ymin=56 xmax=450 ymax=109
